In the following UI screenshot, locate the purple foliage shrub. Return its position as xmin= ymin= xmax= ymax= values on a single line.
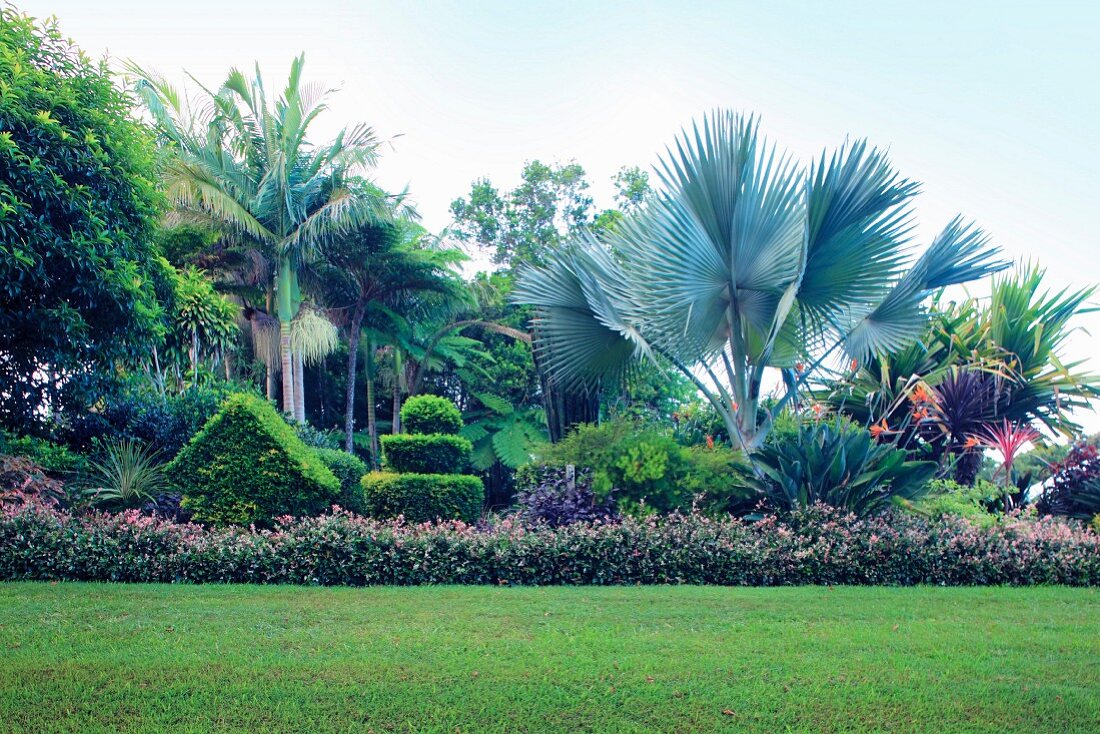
xmin=513 ymin=468 xmax=619 ymax=528
xmin=2 ymin=503 xmax=1097 ymax=586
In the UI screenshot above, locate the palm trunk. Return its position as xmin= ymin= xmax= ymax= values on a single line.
xmin=366 ymin=371 xmax=378 ymax=467
xmin=277 ymin=258 xmax=296 ymax=416
xmin=265 ymin=291 xmax=276 ymax=400
xmin=391 ymin=349 xmax=403 ymax=434
xmin=343 ymin=306 xmax=365 ymax=453
xmin=392 ymin=388 xmax=402 ymax=435
xmin=294 ymin=350 xmax=306 ymax=423
xmin=279 ymin=322 xmax=294 ymax=415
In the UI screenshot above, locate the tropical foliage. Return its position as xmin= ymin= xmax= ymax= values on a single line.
xmin=514 ymin=112 xmax=1007 ymax=450
xmin=80 ymin=439 xmax=170 ymax=510
xmin=0 ymin=10 xmax=164 ymax=433
xmin=0 ymin=6 xmax=1098 ymax=565
xmin=130 ymin=55 xmax=386 ymax=422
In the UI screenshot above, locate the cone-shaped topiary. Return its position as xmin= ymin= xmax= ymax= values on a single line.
xmin=167 ymin=393 xmax=340 ymax=526
xmin=365 ymin=395 xmax=483 ymax=522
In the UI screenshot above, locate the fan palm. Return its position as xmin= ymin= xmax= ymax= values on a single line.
xmin=130 ymin=55 xmax=385 ymax=419
xmin=514 ymin=111 xmax=1008 ymax=451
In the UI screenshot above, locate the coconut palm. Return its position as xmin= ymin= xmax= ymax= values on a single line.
xmin=130 ymin=55 xmax=385 ymax=419
xmin=514 ymin=111 xmax=1008 ymax=450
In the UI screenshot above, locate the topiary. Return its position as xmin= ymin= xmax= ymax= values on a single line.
xmin=314 ymin=448 xmax=367 ymax=514
xmin=401 ymin=395 xmax=463 ymax=436
xmin=380 ymin=434 xmax=472 ymax=474
xmin=361 ymin=472 xmax=484 ymax=523
xmin=166 ymin=393 xmax=339 ymax=526
xmin=365 ymin=395 xmax=484 ymax=522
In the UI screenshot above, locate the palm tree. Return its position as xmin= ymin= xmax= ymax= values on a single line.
xmin=131 ymin=55 xmax=384 ymax=419
xmin=314 ymin=220 xmax=466 ymax=453
xmin=514 ymin=111 xmax=1008 ymax=451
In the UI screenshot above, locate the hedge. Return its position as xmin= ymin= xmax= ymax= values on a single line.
xmin=380 ymin=434 xmax=472 ymax=474
xmin=166 ymin=394 xmax=339 ymax=526
xmin=314 ymin=448 xmax=367 ymax=514
xmin=361 ymin=472 xmax=484 ymax=523
xmin=2 ymin=504 xmax=1097 ymax=586
xmin=401 ymin=395 xmax=463 ymax=436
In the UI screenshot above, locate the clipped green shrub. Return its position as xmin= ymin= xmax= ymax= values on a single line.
xmin=381 ymin=434 xmax=472 ymax=474
xmin=166 ymin=394 xmax=339 ymax=526
xmin=534 ymin=418 xmax=754 ymax=515
xmin=401 ymin=395 xmax=463 ymax=436
xmin=315 ymin=448 xmax=367 ymax=514
xmin=361 ymin=472 xmax=484 ymax=523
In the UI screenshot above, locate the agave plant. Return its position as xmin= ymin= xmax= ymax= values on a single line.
xmin=751 ymin=419 xmax=936 ymax=516
xmin=81 ymin=439 xmax=170 ymax=510
xmin=513 ymin=111 xmax=1006 ymax=450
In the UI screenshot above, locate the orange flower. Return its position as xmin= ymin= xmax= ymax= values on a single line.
xmin=869 ymin=419 xmax=890 ymax=440
xmin=910 ymin=384 xmax=934 ymax=405
xmin=911 ymin=406 xmax=929 ymax=421
xmin=963 ymin=436 xmax=981 ymax=449
xmin=705 ymin=435 xmax=715 ymax=450
xmin=850 ymin=359 xmax=860 ymax=371
xmin=811 ymin=403 xmax=824 ymax=416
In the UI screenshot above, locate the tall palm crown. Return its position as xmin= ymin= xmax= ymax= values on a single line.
xmin=131 ymin=55 xmax=384 ymax=416
xmin=514 ymin=111 xmax=1008 ymax=450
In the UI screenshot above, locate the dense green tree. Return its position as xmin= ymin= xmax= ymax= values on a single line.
xmin=449 ymin=160 xmax=593 ymax=271
xmin=0 ymin=10 xmax=164 ymax=433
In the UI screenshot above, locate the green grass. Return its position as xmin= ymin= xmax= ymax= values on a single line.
xmin=1 ymin=584 xmax=1097 ymax=733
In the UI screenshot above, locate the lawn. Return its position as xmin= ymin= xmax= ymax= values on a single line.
xmin=0 ymin=584 xmax=1097 ymax=733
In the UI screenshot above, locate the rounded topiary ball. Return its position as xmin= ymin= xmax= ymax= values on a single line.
xmin=401 ymin=395 xmax=463 ymax=436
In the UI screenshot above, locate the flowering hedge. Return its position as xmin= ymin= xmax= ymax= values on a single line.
xmin=1 ymin=504 xmax=1097 ymax=586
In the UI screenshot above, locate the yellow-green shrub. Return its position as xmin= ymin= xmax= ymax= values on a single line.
xmin=361 ymin=471 xmax=484 ymax=523
xmin=381 ymin=434 xmax=471 ymax=474
xmin=166 ymin=394 xmax=339 ymax=526
xmin=401 ymin=395 xmax=463 ymax=436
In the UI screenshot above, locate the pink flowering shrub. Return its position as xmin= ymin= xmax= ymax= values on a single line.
xmin=1 ymin=503 xmax=1097 ymax=586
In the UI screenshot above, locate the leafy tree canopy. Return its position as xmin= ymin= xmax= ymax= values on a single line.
xmin=0 ymin=9 xmax=164 ymax=433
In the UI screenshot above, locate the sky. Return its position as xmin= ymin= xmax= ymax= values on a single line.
xmin=22 ymin=0 xmax=1100 ymax=431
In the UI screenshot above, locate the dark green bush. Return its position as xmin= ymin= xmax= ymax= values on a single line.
xmin=315 ymin=448 xmax=367 ymax=514
xmin=381 ymin=434 xmax=472 ymax=474
xmin=63 ymin=382 xmax=233 ymax=459
xmin=752 ymin=418 xmax=935 ymax=516
xmin=401 ymin=395 xmax=463 ymax=436
xmin=166 ymin=393 xmax=339 ymax=526
xmin=535 ymin=418 xmax=754 ymax=515
xmin=361 ymin=472 xmax=484 ymax=523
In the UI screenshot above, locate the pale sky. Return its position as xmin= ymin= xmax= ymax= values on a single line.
xmin=23 ymin=0 xmax=1100 ymax=431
